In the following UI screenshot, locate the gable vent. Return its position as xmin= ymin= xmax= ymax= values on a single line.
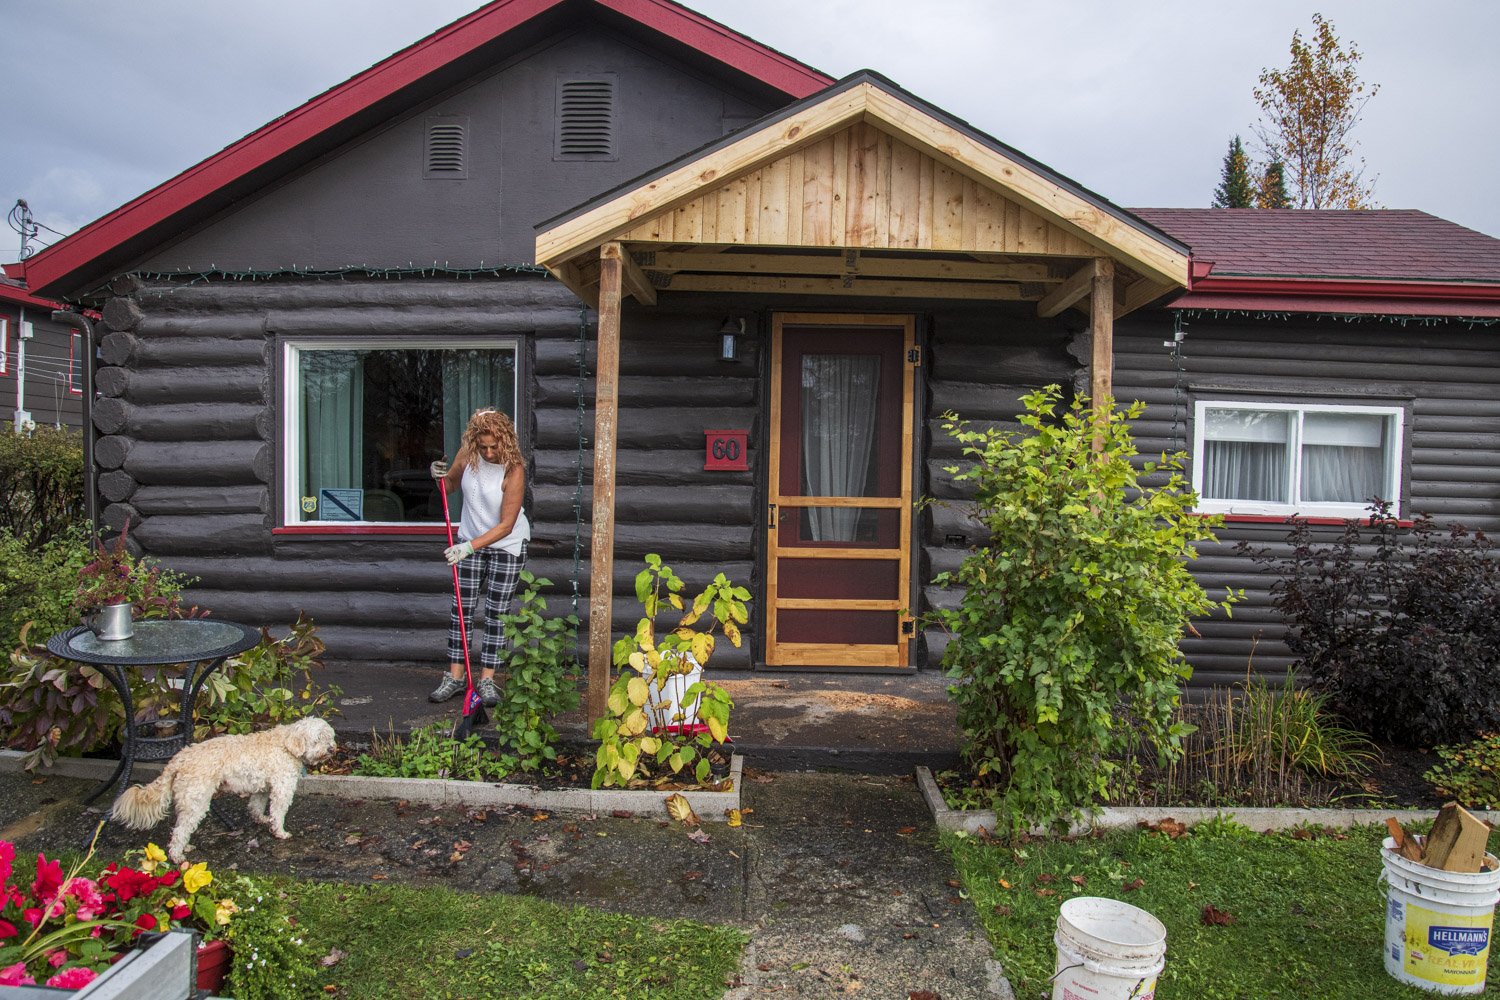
xmin=425 ymin=115 xmax=468 ymax=178
xmin=557 ymin=77 xmax=616 ymax=160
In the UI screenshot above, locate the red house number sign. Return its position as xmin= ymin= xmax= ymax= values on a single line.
xmin=704 ymin=429 xmax=749 ymax=471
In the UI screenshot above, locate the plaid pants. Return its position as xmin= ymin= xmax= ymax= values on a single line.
xmin=448 ymin=541 xmax=527 ymax=672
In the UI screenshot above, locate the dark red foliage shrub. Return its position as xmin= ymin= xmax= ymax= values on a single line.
xmin=1242 ymin=501 xmax=1500 ymax=747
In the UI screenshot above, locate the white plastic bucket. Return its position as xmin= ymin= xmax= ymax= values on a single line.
xmin=1053 ymin=896 xmax=1166 ymax=1000
xmin=643 ymin=654 xmax=702 ymax=730
xmin=1382 ymin=836 xmax=1500 ymax=994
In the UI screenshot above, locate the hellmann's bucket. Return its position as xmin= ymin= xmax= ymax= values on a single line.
xmin=1382 ymin=836 xmax=1500 ymax=994
xmin=1053 ymin=896 xmax=1166 ymax=1000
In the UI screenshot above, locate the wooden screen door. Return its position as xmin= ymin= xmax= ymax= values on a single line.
xmin=767 ymin=313 xmax=915 ymax=667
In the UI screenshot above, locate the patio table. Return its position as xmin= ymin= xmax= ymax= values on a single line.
xmin=47 ymin=618 xmax=261 ymax=809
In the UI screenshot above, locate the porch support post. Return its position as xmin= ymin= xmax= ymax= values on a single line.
xmin=587 ymin=243 xmax=625 ymax=723
xmin=1090 ymin=258 xmax=1115 ymax=450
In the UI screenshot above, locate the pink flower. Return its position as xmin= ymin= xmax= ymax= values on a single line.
xmin=0 ymin=840 xmax=13 ymax=886
xmin=0 ymin=962 xmax=35 ymax=987
xmin=46 ymin=966 xmax=98 ymax=989
xmin=46 ymin=949 xmax=67 ymax=968
xmin=31 ymin=853 xmax=63 ymax=905
xmin=63 ymin=877 xmax=106 ymax=921
xmin=0 ymin=918 xmax=16 ymax=940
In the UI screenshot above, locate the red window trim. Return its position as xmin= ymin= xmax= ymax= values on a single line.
xmin=1197 ymin=513 xmax=1415 ymax=528
xmin=272 ymin=524 xmax=448 ymax=536
xmin=67 ymin=331 xmax=83 ymax=394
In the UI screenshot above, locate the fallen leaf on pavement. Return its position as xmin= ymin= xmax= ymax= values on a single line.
xmin=666 ymin=793 xmax=702 ymax=826
xmin=683 ymin=871 xmax=703 ymax=881
xmin=530 ymin=811 xmax=550 ymax=822
xmin=1202 ymin=904 xmax=1236 ymax=926
xmin=342 ymin=834 xmax=363 ymax=846
xmin=688 ymin=828 xmax=712 ymax=845
xmin=725 ymin=809 xmax=743 ymax=828
xmin=611 ymin=809 xmax=634 ymax=819
xmin=898 ymin=826 xmax=916 ymax=835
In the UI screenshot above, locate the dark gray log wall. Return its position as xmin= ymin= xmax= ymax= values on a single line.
xmin=1113 ymin=310 xmax=1500 ymax=687
xmin=0 ymin=303 xmax=85 ymax=430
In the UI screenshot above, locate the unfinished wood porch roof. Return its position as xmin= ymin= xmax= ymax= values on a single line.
xmin=535 ymin=71 xmax=1191 ymax=316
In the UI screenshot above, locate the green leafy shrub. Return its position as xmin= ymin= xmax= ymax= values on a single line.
xmin=196 ymin=614 xmax=342 ymax=738
xmin=491 ymin=572 xmax=580 ymax=773
xmin=592 ymin=555 xmax=742 ymax=789
xmin=0 ymin=426 xmax=84 ymax=549
xmin=1246 ymin=502 xmax=1500 ymax=746
xmin=931 ymin=387 xmax=1235 ymax=835
xmin=0 ymin=527 xmax=91 ymax=653
xmin=1425 ymin=733 xmax=1500 ymax=809
xmin=355 ymin=722 xmax=512 ymax=782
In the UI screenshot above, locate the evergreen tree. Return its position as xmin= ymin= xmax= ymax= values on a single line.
xmin=1256 ymin=161 xmax=1291 ymax=209
xmin=1212 ymin=136 xmax=1255 ymax=208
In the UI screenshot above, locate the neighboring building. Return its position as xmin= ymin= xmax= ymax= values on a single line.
xmin=6 ymin=0 xmax=1499 ymax=700
xmin=0 ymin=278 xmax=87 ymax=432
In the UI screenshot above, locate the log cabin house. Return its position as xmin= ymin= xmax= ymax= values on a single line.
xmin=7 ymin=0 xmax=1500 ymax=719
xmin=0 ymin=279 xmax=86 ymax=432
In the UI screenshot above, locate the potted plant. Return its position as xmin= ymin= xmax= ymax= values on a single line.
xmin=73 ymin=522 xmax=138 ymax=640
xmin=0 ymin=838 xmax=240 ymax=993
xmin=591 ymin=555 xmax=747 ymax=789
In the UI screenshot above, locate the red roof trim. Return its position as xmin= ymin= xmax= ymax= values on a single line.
xmin=14 ymin=0 xmax=831 ymax=297
xmin=0 ymin=283 xmax=68 ymax=312
xmin=1192 ymin=274 xmax=1500 ymax=302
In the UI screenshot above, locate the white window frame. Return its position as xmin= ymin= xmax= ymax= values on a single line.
xmin=1192 ymin=399 xmax=1405 ymax=519
xmin=280 ymin=337 xmax=520 ymax=527
xmin=68 ymin=331 xmax=83 ymax=394
xmin=0 ymin=318 xmax=8 ymax=376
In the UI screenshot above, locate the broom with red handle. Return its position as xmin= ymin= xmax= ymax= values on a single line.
xmin=439 ymin=475 xmax=488 ymax=738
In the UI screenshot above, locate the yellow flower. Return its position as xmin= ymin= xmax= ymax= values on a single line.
xmin=182 ymin=863 xmax=212 ymax=894
xmin=214 ymin=898 xmax=239 ymax=926
xmin=142 ymin=843 xmax=167 ymax=873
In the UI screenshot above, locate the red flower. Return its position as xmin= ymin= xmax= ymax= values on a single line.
xmin=134 ymin=913 xmax=157 ymax=931
xmin=22 ymin=908 xmax=42 ymax=928
xmin=46 ymin=967 xmax=98 ymax=990
xmin=0 ymin=840 xmax=13 ymax=886
xmin=30 ymin=853 xmax=63 ymax=904
xmin=0 ymin=919 xmax=15 ymax=940
xmin=104 ymin=867 xmax=152 ymax=902
xmin=170 ymin=905 xmax=191 ymax=921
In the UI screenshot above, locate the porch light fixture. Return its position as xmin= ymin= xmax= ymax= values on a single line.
xmin=719 ymin=317 xmax=745 ymax=362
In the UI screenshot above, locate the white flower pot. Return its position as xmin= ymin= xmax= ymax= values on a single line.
xmin=643 ymin=654 xmax=702 ymax=731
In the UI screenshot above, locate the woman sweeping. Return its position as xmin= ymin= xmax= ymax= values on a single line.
xmin=428 ymin=408 xmax=530 ymax=707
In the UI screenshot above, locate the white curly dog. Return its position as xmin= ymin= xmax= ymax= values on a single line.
xmin=111 ymin=717 xmax=337 ymax=862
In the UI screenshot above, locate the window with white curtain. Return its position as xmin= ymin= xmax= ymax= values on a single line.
xmin=281 ymin=340 xmax=518 ymax=525
xmin=1192 ymin=400 xmax=1403 ymax=517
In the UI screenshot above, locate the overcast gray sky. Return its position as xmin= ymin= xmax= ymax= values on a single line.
xmin=4 ymin=0 xmax=1498 ymax=263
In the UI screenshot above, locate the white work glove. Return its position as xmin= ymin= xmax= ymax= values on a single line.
xmin=430 ymin=459 xmax=450 ymax=479
xmin=444 ymin=541 xmax=475 ymax=565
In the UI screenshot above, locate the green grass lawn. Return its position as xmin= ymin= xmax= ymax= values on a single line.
xmin=278 ymin=879 xmax=746 ymax=999
xmin=951 ymin=821 xmax=1494 ymax=999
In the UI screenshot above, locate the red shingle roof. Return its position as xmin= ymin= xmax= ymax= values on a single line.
xmin=1129 ymin=208 xmax=1500 ymax=284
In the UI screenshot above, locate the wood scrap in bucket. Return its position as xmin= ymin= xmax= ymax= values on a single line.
xmin=1387 ymin=803 xmax=1495 ymax=873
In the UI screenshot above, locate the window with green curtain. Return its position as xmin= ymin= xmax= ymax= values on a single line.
xmin=291 ymin=342 xmax=517 ymax=524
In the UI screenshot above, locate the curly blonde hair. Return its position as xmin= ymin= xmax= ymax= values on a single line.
xmin=458 ymin=408 xmax=523 ymax=469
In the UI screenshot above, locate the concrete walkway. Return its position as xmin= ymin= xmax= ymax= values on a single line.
xmin=1 ymin=765 xmax=1009 ymax=999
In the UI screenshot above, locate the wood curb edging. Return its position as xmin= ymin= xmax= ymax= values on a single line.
xmin=0 ymin=750 xmax=744 ymax=821
xmin=915 ymin=766 xmax=1500 ymax=835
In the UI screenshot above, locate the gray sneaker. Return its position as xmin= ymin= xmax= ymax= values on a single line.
xmin=429 ymin=676 xmax=464 ymax=703
xmin=476 ymin=676 xmax=500 ymax=708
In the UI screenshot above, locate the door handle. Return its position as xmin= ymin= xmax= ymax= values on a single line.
xmin=767 ymin=503 xmax=777 ymax=528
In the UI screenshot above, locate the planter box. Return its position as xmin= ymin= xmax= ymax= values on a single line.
xmin=0 ymin=931 xmax=200 ymax=1000
xmin=914 ymin=766 xmax=1500 ymax=835
xmin=0 ymin=750 xmax=743 ymax=820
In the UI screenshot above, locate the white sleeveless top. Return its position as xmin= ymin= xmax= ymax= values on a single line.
xmin=458 ymin=458 xmax=530 ymax=555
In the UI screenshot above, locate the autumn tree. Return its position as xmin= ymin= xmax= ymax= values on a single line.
xmin=1253 ymin=13 xmax=1378 ymax=209
xmin=1257 ymin=161 xmax=1291 ymax=209
xmin=1212 ymin=136 xmax=1255 ymax=208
